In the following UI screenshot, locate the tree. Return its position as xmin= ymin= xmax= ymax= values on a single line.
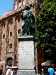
xmin=35 ymin=0 xmax=56 ymax=61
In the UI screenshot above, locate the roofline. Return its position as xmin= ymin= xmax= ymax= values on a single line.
xmin=0 ymin=6 xmax=25 ymax=21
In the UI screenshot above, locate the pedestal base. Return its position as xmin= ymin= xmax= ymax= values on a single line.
xmin=17 ymin=70 xmax=36 ymax=75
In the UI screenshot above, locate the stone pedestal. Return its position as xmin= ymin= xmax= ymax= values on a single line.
xmin=17 ymin=36 xmax=36 ymax=75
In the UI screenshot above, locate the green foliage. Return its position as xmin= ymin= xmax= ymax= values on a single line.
xmin=35 ymin=0 xmax=56 ymax=56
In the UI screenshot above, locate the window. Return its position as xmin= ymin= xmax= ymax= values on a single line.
xmin=9 ymin=21 xmax=13 ymax=25
xmin=10 ymin=32 xmax=12 ymax=36
xmin=3 ymin=24 xmax=6 ymax=28
xmin=3 ymin=34 xmax=5 ymax=38
xmin=10 ymin=44 xmax=12 ymax=48
xmin=18 ymin=29 xmax=21 ymax=34
xmin=18 ymin=18 xmax=20 ymax=23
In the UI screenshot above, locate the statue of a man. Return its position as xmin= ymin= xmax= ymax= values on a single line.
xmin=21 ymin=6 xmax=35 ymax=35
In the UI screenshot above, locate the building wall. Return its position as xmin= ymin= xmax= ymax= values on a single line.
xmin=0 ymin=13 xmax=21 ymax=70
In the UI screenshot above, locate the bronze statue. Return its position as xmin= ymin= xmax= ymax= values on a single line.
xmin=21 ymin=6 xmax=35 ymax=35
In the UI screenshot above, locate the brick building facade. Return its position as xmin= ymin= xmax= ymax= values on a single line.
xmin=0 ymin=0 xmax=43 ymax=72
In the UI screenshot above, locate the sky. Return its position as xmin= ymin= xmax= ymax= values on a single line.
xmin=0 ymin=0 xmax=13 ymax=15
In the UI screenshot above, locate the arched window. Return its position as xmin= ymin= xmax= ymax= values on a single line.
xmin=8 ymin=18 xmax=13 ymax=25
xmin=7 ymin=58 xmax=13 ymax=66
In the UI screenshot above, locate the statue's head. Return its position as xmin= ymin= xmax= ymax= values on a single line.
xmin=25 ymin=6 xmax=30 ymax=10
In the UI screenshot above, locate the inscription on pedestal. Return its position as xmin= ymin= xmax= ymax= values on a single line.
xmin=18 ymin=41 xmax=34 ymax=69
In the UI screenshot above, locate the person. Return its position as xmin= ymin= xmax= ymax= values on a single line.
xmin=1 ymin=70 xmax=6 ymax=75
xmin=41 ymin=68 xmax=44 ymax=75
xmin=5 ymin=65 xmax=11 ymax=75
xmin=11 ymin=69 xmax=14 ymax=75
xmin=48 ymin=65 xmax=54 ymax=75
xmin=21 ymin=6 xmax=35 ymax=35
xmin=43 ymin=66 xmax=49 ymax=75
